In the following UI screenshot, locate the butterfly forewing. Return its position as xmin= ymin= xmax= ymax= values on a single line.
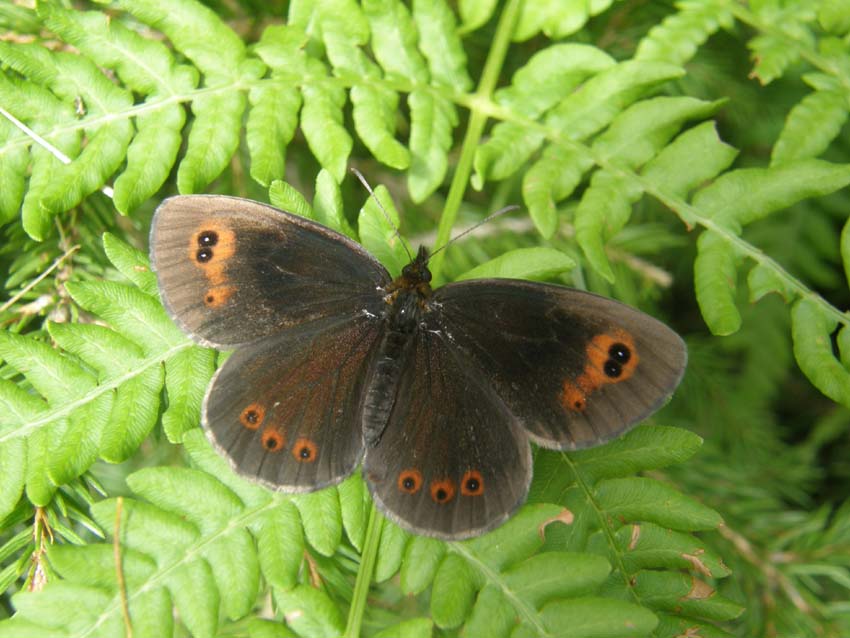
xmin=430 ymin=280 xmax=687 ymax=450
xmin=363 ymin=328 xmax=533 ymax=540
xmin=204 ymin=314 xmax=384 ymax=491
xmin=150 ymin=195 xmax=390 ymax=349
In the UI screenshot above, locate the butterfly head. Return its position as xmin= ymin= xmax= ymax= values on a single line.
xmin=387 ymin=245 xmax=432 ymax=297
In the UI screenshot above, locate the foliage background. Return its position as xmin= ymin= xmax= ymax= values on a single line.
xmin=0 ymin=0 xmax=849 ymax=637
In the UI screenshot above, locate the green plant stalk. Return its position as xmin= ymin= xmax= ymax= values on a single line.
xmin=428 ymin=0 xmax=524 ymax=283
xmin=343 ymin=502 xmax=384 ymax=638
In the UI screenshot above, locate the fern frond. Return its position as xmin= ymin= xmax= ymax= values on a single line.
xmin=0 ymin=235 xmax=204 ymax=516
xmin=0 ymin=423 xmax=730 ymax=638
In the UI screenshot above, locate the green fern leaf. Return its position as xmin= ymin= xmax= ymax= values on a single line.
xmin=293 ymin=488 xmax=343 ymax=557
xmin=407 ymin=90 xmax=455 ymax=202
xmin=455 ymin=247 xmax=575 ymax=281
xmin=545 ymin=60 xmax=684 ymax=140
xmin=358 ymin=185 xmax=409 ymax=277
xmin=102 ymin=232 xmax=159 ymax=297
xmin=430 ymin=551 xmax=478 ymax=628
xmin=791 ymin=299 xmax=850 ymax=408
xmin=301 ymin=82 xmax=354 ymax=182
xmin=412 ymin=0 xmax=472 ymax=92
xmin=400 ymin=536 xmax=446 ymax=595
xmin=112 ymin=0 xmax=247 ymax=78
xmin=374 ymin=520 xmax=409 ymax=582
xmin=365 ymin=0 xmax=429 ymax=84
xmin=473 ymin=44 xmax=615 ymax=188
xmin=255 ymin=500 xmax=305 ymax=590
xmin=542 ymin=597 xmax=659 ymax=637
xmin=635 ymin=0 xmax=734 ymax=65
xmin=458 ymin=0 xmax=497 ymax=32
xmin=178 ymin=92 xmax=249 ymax=193
xmin=0 ymin=438 xmax=25 ymax=520
xmin=247 ymin=82 xmax=301 ymax=187
xmin=269 ymin=179 xmax=314 ymax=220
xmin=771 ymin=88 xmax=848 ymax=166
xmin=514 ymin=0 xmax=614 ymax=42
xmin=694 ymin=231 xmax=740 ymax=335
xmin=162 ymin=348 xmax=216 ymax=442
xmin=338 ymin=472 xmax=371 ymax=551
xmin=0 ymin=41 xmax=133 ymax=239
xmin=313 ymin=169 xmax=355 ymax=237
xmin=523 ymin=145 xmax=593 ymax=239
xmin=275 ymin=584 xmax=345 ymax=637
xmin=640 ymin=121 xmax=738 ymax=201
xmin=0 ymin=116 xmax=28 ymax=224
xmin=352 ymin=84 xmax=409 ymax=169
xmin=693 ymin=160 xmax=850 ymax=230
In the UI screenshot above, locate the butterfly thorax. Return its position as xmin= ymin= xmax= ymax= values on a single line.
xmin=362 ymin=247 xmax=433 ymax=445
xmin=383 ymin=245 xmax=433 ymax=309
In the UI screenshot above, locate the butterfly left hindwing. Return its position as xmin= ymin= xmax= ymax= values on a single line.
xmin=204 ymin=314 xmax=384 ymax=491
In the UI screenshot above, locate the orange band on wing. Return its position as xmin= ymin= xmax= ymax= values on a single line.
xmin=560 ymin=329 xmax=639 ymax=412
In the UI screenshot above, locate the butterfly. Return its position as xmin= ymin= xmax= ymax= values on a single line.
xmin=150 ymin=194 xmax=686 ymax=540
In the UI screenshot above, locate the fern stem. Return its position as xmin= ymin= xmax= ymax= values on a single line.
xmin=343 ymin=502 xmax=383 ymax=638
xmin=113 ymin=497 xmax=133 ymax=638
xmin=428 ymin=0 xmax=524 ymax=282
xmin=561 ymin=452 xmax=643 ymax=604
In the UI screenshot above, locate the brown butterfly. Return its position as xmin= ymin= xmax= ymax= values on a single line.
xmin=150 ymin=195 xmax=686 ymax=539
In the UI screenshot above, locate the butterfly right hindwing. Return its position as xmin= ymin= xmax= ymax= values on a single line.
xmin=363 ymin=327 xmax=533 ymax=540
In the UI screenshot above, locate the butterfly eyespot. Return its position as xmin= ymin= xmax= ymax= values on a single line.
xmin=260 ymin=428 xmax=284 ymax=452
xmin=240 ymin=404 xmax=265 ymax=429
xmin=198 ymin=230 xmax=219 ymax=247
xmin=461 ymin=470 xmax=484 ymax=496
xmin=293 ymin=438 xmax=317 ymax=463
xmin=204 ymin=285 xmax=235 ymax=308
xmin=189 ymin=223 xmax=236 ymax=284
xmin=560 ymin=381 xmax=588 ymax=413
xmin=397 ymin=469 xmax=423 ymax=494
xmin=430 ymin=479 xmax=456 ymax=504
xmin=604 ymin=359 xmax=622 ymax=378
xmin=608 ymin=342 xmax=631 ymax=364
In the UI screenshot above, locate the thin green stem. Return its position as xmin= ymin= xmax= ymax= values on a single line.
xmin=343 ymin=502 xmax=384 ymax=638
xmin=427 ymin=0 xmax=524 ymax=283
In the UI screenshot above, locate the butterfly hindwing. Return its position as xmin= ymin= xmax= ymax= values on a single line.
xmin=363 ymin=328 xmax=533 ymax=540
xmin=429 ymin=279 xmax=687 ymax=450
xmin=150 ymin=195 xmax=390 ymax=349
xmin=204 ymin=314 xmax=384 ymax=491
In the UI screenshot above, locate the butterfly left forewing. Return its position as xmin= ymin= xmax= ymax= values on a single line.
xmin=430 ymin=279 xmax=687 ymax=450
xmin=363 ymin=328 xmax=532 ymax=540
xmin=150 ymin=195 xmax=390 ymax=349
xmin=204 ymin=314 xmax=383 ymax=491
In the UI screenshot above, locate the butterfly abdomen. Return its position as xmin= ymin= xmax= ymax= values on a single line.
xmin=362 ymin=289 xmax=422 ymax=446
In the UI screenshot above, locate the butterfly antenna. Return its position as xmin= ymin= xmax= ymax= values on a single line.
xmin=429 ymin=204 xmax=521 ymax=259
xmin=349 ymin=167 xmax=413 ymax=262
